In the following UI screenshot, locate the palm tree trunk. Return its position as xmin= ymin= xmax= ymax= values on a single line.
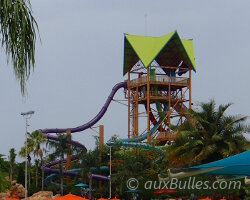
xmin=28 ymin=168 xmax=31 ymax=189
xmin=88 ymin=173 xmax=92 ymax=200
xmin=42 ymin=169 xmax=44 ymax=191
xmin=41 ymin=158 xmax=44 ymax=191
xmin=28 ymin=155 xmax=31 ymax=189
xmin=9 ymin=166 xmax=13 ymax=181
xmin=60 ymin=153 xmax=64 ymax=195
xmin=36 ymin=166 xmax=38 ymax=188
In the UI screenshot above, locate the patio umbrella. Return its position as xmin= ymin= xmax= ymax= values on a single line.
xmin=110 ymin=197 xmax=121 ymax=200
xmin=5 ymin=198 xmax=19 ymax=200
xmin=98 ymin=198 xmax=108 ymax=200
xmin=51 ymin=194 xmax=89 ymax=200
xmin=75 ymin=183 xmax=88 ymax=187
xmin=192 ymin=150 xmax=250 ymax=176
xmin=153 ymin=188 xmax=177 ymax=194
xmin=169 ymin=150 xmax=250 ymax=179
xmin=126 ymin=189 xmax=141 ymax=193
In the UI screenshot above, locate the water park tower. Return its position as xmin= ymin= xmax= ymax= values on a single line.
xmin=123 ymin=31 xmax=196 ymax=145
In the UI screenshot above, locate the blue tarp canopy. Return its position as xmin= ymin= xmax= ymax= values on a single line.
xmin=192 ymin=150 xmax=250 ymax=176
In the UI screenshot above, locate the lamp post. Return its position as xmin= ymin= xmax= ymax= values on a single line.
xmin=21 ymin=110 xmax=35 ymax=200
xmin=108 ymin=146 xmax=112 ymax=199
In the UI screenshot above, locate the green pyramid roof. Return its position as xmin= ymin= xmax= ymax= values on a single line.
xmin=123 ymin=30 xmax=196 ymax=75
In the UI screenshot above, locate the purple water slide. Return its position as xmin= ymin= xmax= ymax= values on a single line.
xmin=42 ymin=82 xmax=126 ymax=183
xmin=45 ymin=134 xmax=87 ymax=151
xmin=41 ymin=81 xmax=127 ymax=134
xmin=43 ymin=156 xmax=109 ymax=181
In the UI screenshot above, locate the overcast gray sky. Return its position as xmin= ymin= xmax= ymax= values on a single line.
xmin=0 ymin=0 xmax=250 ymax=159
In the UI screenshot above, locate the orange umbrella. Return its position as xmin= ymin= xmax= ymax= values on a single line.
xmin=98 ymin=198 xmax=108 ymax=200
xmin=51 ymin=194 xmax=89 ymax=200
xmin=5 ymin=198 xmax=19 ymax=200
xmin=111 ymin=197 xmax=120 ymax=200
xmin=153 ymin=188 xmax=177 ymax=194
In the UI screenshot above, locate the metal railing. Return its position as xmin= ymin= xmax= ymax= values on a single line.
xmin=129 ymin=76 xmax=189 ymax=87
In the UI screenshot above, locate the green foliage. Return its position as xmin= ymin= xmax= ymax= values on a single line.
xmin=19 ymin=130 xmax=46 ymax=191
xmin=16 ymin=161 xmax=25 ymax=186
xmin=0 ymin=0 xmax=39 ymax=94
xmin=168 ymin=100 xmax=250 ymax=167
xmin=78 ymin=145 xmax=166 ymax=199
xmin=46 ymin=133 xmax=72 ymax=195
xmin=0 ymin=154 xmax=8 ymax=172
xmin=19 ymin=130 xmax=46 ymax=160
xmin=0 ymin=170 xmax=10 ymax=192
xmin=243 ymin=185 xmax=250 ymax=199
xmin=46 ymin=133 xmax=71 ymax=157
xmin=0 ymin=155 xmax=10 ymax=192
xmin=9 ymin=148 xmax=16 ymax=165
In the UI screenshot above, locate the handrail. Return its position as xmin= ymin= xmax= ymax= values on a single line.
xmin=129 ymin=76 xmax=189 ymax=87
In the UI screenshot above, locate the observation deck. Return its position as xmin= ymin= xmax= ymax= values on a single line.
xmin=128 ymin=76 xmax=190 ymax=88
xmin=125 ymin=76 xmax=190 ymax=104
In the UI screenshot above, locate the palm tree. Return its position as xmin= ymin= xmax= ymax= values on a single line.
xmin=0 ymin=0 xmax=38 ymax=94
xmin=46 ymin=133 xmax=71 ymax=195
xmin=8 ymin=148 xmax=16 ymax=182
xmin=168 ymin=100 xmax=250 ymax=167
xmin=19 ymin=130 xmax=46 ymax=189
xmin=27 ymin=130 xmax=46 ymax=190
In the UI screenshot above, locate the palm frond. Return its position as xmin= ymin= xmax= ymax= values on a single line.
xmin=169 ymin=100 xmax=250 ymax=166
xmin=0 ymin=0 xmax=39 ymax=94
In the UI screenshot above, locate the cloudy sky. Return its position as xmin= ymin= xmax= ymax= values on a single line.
xmin=0 ymin=0 xmax=250 ymax=159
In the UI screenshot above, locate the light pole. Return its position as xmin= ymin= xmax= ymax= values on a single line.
xmin=21 ymin=110 xmax=35 ymax=200
xmin=108 ymin=146 xmax=112 ymax=199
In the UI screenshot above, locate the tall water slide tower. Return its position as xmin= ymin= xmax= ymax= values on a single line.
xmin=123 ymin=30 xmax=196 ymax=145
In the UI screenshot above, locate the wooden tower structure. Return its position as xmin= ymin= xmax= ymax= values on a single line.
xmin=123 ymin=31 xmax=196 ymax=145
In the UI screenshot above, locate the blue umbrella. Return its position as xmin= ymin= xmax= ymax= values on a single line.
xmin=168 ymin=150 xmax=250 ymax=180
xmin=192 ymin=150 xmax=250 ymax=176
xmin=75 ymin=183 xmax=88 ymax=187
xmin=126 ymin=189 xmax=142 ymax=193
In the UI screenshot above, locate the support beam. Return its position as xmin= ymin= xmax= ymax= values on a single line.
xmin=135 ymin=86 xmax=139 ymax=137
xmin=132 ymin=101 xmax=136 ymax=137
xmin=128 ymin=72 xmax=131 ymax=138
xmin=147 ymin=68 xmax=151 ymax=143
xmin=189 ymin=68 xmax=192 ymax=110
xmin=181 ymin=88 xmax=183 ymax=125
xmin=168 ymin=82 xmax=171 ymax=129
xmin=99 ymin=125 xmax=104 ymax=149
xmin=66 ymin=129 xmax=71 ymax=171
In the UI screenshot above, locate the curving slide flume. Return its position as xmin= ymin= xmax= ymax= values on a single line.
xmin=107 ymin=118 xmax=165 ymax=153
xmin=44 ymin=158 xmax=109 ymax=187
xmin=41 ymin=82 xmax=127 ymax=186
